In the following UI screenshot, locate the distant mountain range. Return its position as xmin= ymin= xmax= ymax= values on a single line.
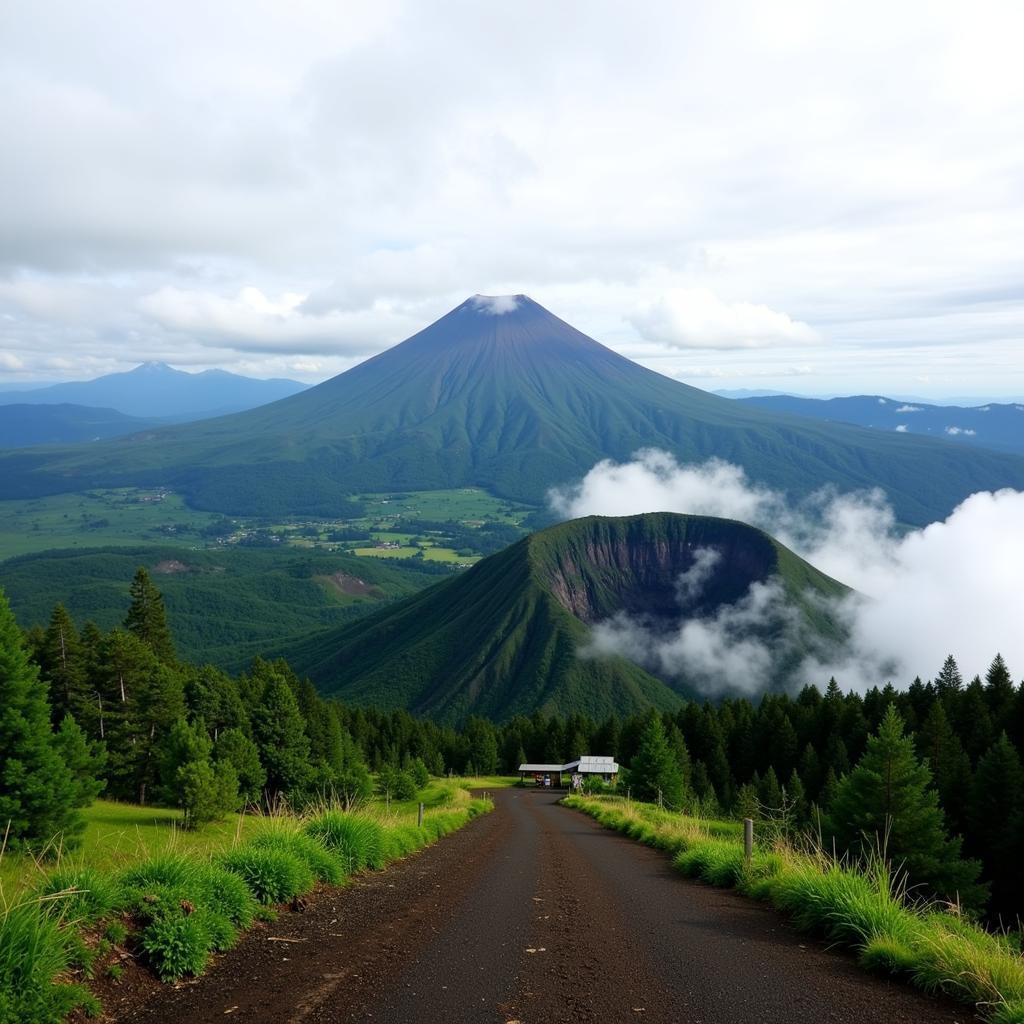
xmin=0 ymin=404 xmax=162 ymax=448
xmin=2 ymin=296 xmax=1024 ymax=524
xmin=0 ymin=362 xmax=306 ymax=421
xmin=279 ymin=513 xmax=849 ymax=722
xmin=736 ymin=394 xmax=1024 ymax=457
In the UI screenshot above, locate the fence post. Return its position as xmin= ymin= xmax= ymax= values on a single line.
xmin=743 ymin=817 xmax=754 ymax=867
xmin=417 ymin=802 xmax=424 ymax=828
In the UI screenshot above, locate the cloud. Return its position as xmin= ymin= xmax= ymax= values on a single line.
xmin=629 ymin=287 xmax=820 ymax=350
xmin=895 ymin=404 xmax=922 ymax=412
xmin=471 ymin=294 xmax=520 ymax=315
xmin=136 ymin=286 xmax=408 ymax=355
xmin=945 ymin=425 xmax=977 ymax=436
xmin=552 ymin=450 xmax=1024 ymax=695
xmin=895 ymin=423 xmax=909 ymax=432
xmin=2 ymin=2 xmax=1024 ymax=394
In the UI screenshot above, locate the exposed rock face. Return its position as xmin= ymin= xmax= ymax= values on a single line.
xmin=534 ymin=516 xmax=779 ymax=625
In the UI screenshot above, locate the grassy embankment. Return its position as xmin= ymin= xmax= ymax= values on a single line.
xmin=564 ymin=794 xmax=1024 ymax=1024
xmin=1 ymin=782 xmax=492 ymax=1023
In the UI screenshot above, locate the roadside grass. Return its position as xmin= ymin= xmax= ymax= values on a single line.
xmin=564 ymin=794 xmax=1024 ymax=1023
xmin=1 ymin=785 xmax=492 ymax=1023
xmin=0 ymin=800 xmax=277 ymax=899
xmin=447 ymin=774 xmax=520 ymax=790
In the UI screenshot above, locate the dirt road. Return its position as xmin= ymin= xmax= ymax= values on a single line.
xmin=116 ymin=790 xmax=969 ymax=1024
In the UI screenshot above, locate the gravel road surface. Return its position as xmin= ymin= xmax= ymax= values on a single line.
xmin=114 ymin=790 xmax=970 ymax=1024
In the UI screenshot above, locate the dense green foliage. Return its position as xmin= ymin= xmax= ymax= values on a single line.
xmin=0 ymin=591 xmax=91 ymax=852
xmin=2 ymin=296 xmax=1022 ymax=523
xmin=1 ymin=545 xmax=439 ymax=667
xmin=824 ymin=707 xmax=984 ymax=905
xmin=282 ymin=513 xmax=848 ymax=721
xmin=625 ymin=714 xmax=687 ymax=808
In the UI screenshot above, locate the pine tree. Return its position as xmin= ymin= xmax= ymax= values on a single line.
xmin=53 ymin=716 xmax=106 ymax=809
xmin=39 ymin=604 xmax=87 ymax=724
xmin=466 ymin=718 xmax=499 ymax=775
xmin=214 ymin=728 xmax=266 ymax=804
xmin=734 ymin=782 xmax=759 ymax=821
xmin=251 ymin=673 xmax=312 ymax=804
xmin=784 ymin=768 xmax=809 ymax=831
xmin=124 ymin=567 xmax=175 ymax=662
xmin=984 ymin=654 xmax=1015 ymax=734
xmin=916 ymin=701 xmax=972 ymax=838
xmin=968 ymin=733 xmax=1024 ymax=919
xmin=825 ymin=706 xmax=985 ymax=907
xmin=0 ymin=588 xmax=84 ymax=851
xmin=960 ymin=677 xmax=994 ymax=763
xmin=628 ymin=714 xmax=686 ymax=809
xmin=667 ymin=723 xmax=693 ymax=792
xmin=757 ymin=766 xmax=783 ymax=813
xmin=798 ymin=743 xmax=823 ymax=800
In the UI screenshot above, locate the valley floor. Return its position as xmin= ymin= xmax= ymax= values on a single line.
xmin=108 ymin=790 xmax=964 ymax=1024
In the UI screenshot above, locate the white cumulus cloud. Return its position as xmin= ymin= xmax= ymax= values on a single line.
xmin=629 ymin=287 xmax=820 ymax=350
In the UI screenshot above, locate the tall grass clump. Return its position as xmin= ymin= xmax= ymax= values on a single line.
xmin=34 ymin=867 xmax=120 ymax=926
xmin=116 ymin=854 xmax=259 ymax=980
xmin=565 ymin=793 xmax=1024 ymax=1023
xmin=247 ymin=830 xmax=345 ymax=885
xmin=303 ymin=813 xmax=386 ymax=872
xmin=0 ymin=900 xmax=98 ymax=1023
xmin=216 ymin=845 xmax=313 ymax=906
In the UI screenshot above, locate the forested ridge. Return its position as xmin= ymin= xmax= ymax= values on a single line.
xmin=5 ymin=567 xmax=1024 ymax=925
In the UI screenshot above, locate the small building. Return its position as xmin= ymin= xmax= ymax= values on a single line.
xmin=517 ymin=755 xmax=619 ymax=788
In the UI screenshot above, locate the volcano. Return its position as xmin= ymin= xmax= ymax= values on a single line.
xmin=3 ymin=294 xmax=1023 ymax=524
xmin=277 ymin=512 xmax=850 ymax=722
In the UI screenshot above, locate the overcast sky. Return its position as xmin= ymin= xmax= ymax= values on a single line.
xmin=2 ymin=1 xmax=1023 ymax=398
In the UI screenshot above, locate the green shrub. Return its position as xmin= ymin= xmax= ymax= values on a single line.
xmin=249 ymin=830 xmax=345 ymax=885
xmin=0 ymin=901 xmax=98 ymax=1024
xmin=139 ymin=914 xmax=211 ymax=981
xmin=35 ymin=866 xmax=120 ymax=924
xmin=304 ymin=813 xmax=386 ymax=872
xmin=198 ymin=864 xmax=258 ymax=929
xmin=217 ymin=846 xmax=313 ymax=905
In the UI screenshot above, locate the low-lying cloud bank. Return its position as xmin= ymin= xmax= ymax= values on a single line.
xmin=549 ymin=450 xmax=1024 ymax=696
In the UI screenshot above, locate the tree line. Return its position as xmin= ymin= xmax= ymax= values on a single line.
xmin=3 ymin=568 xmax=1023 ymax=923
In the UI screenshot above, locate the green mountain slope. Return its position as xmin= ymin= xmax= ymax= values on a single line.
xmin=0 ymin=403 xmax=162 ymax=448
xmin=280 ymin=513 xmax=850 ymax=723
xmin=2 ymin=296 xmax=1021 ymax=524
xmin=0 ymin=546 xmax=440 ymax=667
xmin=737 ymin=393 xmax=1024 ymax=456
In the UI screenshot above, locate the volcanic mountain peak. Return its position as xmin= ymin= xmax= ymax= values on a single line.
xmin=4 ymin=295 xmax=1024 ymax=524
xmin=280 ymin=512 xmax=850 ymax=722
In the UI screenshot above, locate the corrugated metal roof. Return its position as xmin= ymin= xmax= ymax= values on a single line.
xmin=519 ymin=756 xmax=619 ymax=773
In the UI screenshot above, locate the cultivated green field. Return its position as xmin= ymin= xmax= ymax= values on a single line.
xmin=357 ymin=488 xmax=531 ymax=525
xmin=0 ymin=486 xmax=533 ymax=562
xmin=0 ymin=489 xmax=221 ymax=560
